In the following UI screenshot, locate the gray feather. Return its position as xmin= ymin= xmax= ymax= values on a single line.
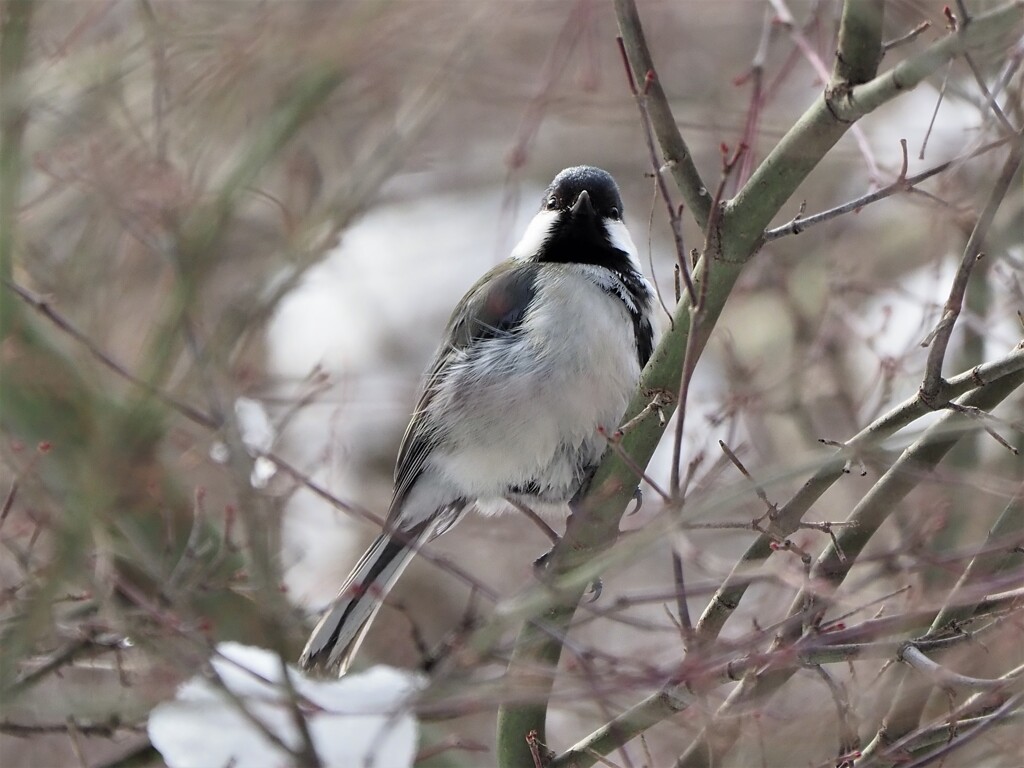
xmin=299 ymin=520 xmax=436 ymax=675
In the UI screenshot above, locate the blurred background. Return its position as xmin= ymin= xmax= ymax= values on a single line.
xmin=2 ymin=1 xmax=1021 ymax=765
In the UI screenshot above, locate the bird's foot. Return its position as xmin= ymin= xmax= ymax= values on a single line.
xmin=533 ymin=549 xmax=603 ymax=602
xmin=628 ymin=486 xmax=643 ymax=515
xmin=533 ymin=547 xmax=554 ymax=575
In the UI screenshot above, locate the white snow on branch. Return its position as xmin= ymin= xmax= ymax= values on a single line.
xmin=148 ymin=642 xmax=424 ymax=768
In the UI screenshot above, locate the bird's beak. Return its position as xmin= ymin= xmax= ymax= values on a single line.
xmin=571 ymin=189 xmax=594 ymax=217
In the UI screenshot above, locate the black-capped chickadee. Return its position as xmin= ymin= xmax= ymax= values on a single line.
xmin=300 ymin=166 xmax=656 ymax=675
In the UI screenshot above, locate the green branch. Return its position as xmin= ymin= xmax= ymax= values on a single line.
xmin=832 ymin=0 xmax=885 ymax=86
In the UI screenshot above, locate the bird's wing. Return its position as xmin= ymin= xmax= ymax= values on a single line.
xmin=388 ymin=261 xmax=541 ymax=521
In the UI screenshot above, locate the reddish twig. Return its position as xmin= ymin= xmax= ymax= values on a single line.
xmin=733 ymin=6 xmax=776 ymax=189
xmin=2 ymin=279 xmax=219 ymax=429
xmin=615 ymin=37 xmax=696 ymax=306
xmin=614 ymin=0 xmax=712 ymax=231
xmin=669 ymin=145 xmax=745 ymax=498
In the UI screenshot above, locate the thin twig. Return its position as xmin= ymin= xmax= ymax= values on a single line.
xmin=764 ymin=135 xmax=1014 ymax=241
xmin=671 ymin=551 xmax=692 ymax=641
xmin=892 ymin=690 xmax=1024 ymax=768
xmin=942 ymin=401 xmax=1019 ymax=454
xmin=718 ymin=440 xmax=779 ymax=523
xmin=733 ymin=5 xmax=776 ymax=190
xmin=953 ymin=0 xmax=1018 ymax=135
xmin=0 ymin=719 xmax=146 ymax=737
xmin=645 ymin=186 xmax=676 ymax=328
xmin=882 ymin=21 xmax=931 ymax=53
xmin=770 ymin=0 xmax=881 ymax=181
xmin=1 ymin=278 xmax=219 ymax=429
xmin=599 ymin=426 xmax=672 ymax=504
xmin=613 ymin=0 xmax=711 ymax=231
xmin=900 ymin=644 xmax=1022 ymax=691
xmin=919 ymin=61 xmax=952 ymax=160
xmin=670 ymin=147 xmax=743 ymax=498
xmin=920 ymin=133 xmax=1024 ymax=400
xmin=614 ymin=36 xmax=696 ymax=306
xmin=548 ymin=600 xmax=1022 ymax=768
xmin=6 ymin=632 xmax=126 ymax=698
xmin=506 ymin=498 xmax=560 ymax=544
xmin=0 ymin=480 xmax=17 ymax=532
xmin=811 ymin=666 xmax=860 ymax=758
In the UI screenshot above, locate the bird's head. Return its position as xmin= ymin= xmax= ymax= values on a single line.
xmin=512 ymin=166 xmax=639 ymax=272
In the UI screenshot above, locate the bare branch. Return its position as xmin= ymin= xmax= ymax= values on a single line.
xmin=810 ymin=666 xmax=860 ymax=761
xmin=695 ymin=342 xmax=1024 ymax=645
xmin=832 ymin=0 xmax=884 ymax=87
xmin=888 ymin=691 xmax=1024 ymax=768
xmin=920 ymin=133 xmax=1024 ymax=400
xmin=613 ymin=0 xmax=711 ymax=232
xmin=829 ymin=3 xmax=1024 ymax=122
xmin=615 ymin=36 xmax=696 ymax=306
xmin=764 ymin=135 xmax=1015 ymax=241
xmin=900 ymin=644 xmax=1023 ymax=691
xmin=882 ymin=22 xmax=931 ymax=54
xmin=548 ymin=595 xmax=1023 ymax=768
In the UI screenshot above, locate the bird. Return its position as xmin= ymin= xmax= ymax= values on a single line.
xmin=300 ymin=165 xmax=656 ymax=675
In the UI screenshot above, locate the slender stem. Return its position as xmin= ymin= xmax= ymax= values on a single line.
xmin=900 ymin=645 xmax=1022 ymax=691
xmin=615 ymin=34 xmax=696 ymax=306
xmin=929 ymin=486 xmax=1024 ymax=634
xmin=763 ymin=135 xmax=1014 ymax=241
xmin=613 ymin=0 xmax=711 ymax=232
xmin=921 ymin=131 xmax=1024 ymax=399
xmin=2 ymin=279 xmax=220 ymax=429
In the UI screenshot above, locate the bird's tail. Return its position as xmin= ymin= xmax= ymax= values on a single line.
xmin=299 ymin=523 xmax=434 ymax=676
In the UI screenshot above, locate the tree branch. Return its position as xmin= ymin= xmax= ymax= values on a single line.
xmin=673 ymin=367 xmax=1024 ymax=767
xmin=829 ymin=2 xmax=1024 ymax=123
xmin=899 ymin=645 xmax=1023 ymax=692
xmin=613 ymin=0 xmax=711 ymax=232
xmin=832 ymin=0 xmax=884 ymax=86
xmin=763 ymin=135 xmax=1015 ymax=241
xmin=858 ymin=485 xmax=1024 ymax=764
xmin=548 ymin=587 xmax=1024 ymax=768
xmin=920 ymin=130 xmax=1024 ymax=400
xmin=696 ymin=341 xmax=1024 ymax=644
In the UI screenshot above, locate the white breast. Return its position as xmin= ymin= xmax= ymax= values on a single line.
xmin=428 ymin=263 xmax=644 ymax=505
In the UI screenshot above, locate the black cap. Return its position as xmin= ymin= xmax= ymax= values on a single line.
xmin=543 ymin=166 xmax=623 ymax=219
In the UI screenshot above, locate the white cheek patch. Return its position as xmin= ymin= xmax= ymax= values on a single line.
xmin=605 ymin=219 xmax=644 ymax=274
xmin=511 ymin=209 xmax=559 ymax=261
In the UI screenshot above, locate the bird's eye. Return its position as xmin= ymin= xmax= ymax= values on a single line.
xmin=608 ymin=207 xmax=621 ymax=220
xmin=545 ymin=197 xmax=558 ymax=210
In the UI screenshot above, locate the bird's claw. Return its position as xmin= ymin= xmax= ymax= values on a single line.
xmin=534 ymin=549 xmax=603 ymax=602
xmin=627 ymin=487 xmax=643 ymax=516
xmin=533 ymin=548 xmax=553 ymax=574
